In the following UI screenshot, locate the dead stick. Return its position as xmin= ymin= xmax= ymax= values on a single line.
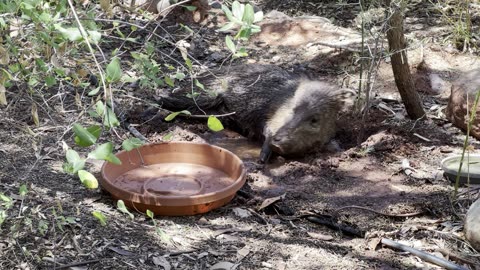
xmin=54 ymin=259 xmax=101 ymax=269
xmin=436 ymin=248 xmax=478 ymax=267
xmin=381 ymin=238 xmax=468 ymax=270
xmin=125 ymin=121 xmax=148 ymax=142
xmin=168 ymin=249 xmax=197 ymax=256
xmin=335 ymin=205 xmax=423 ymax=217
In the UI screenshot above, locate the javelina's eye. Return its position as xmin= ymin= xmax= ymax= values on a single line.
xmin=310 ymin=118 xmax=318 ymax=125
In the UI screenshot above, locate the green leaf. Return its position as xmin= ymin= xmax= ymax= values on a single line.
xmin=185 ymin=58 xmax=192 ymax=70
xmin=225 ymin=35 xmax=236 ymax=54
xmin=64 ymin=149 xmax=85 ymax=174
xmin=95 ymin=101 xmax=105 ymax=116
xmin=55 ymin=24 xmax=102 ymax=44
xmin=87 ymin=125 xmax=102 ymax=139
xmin=221 ymin=4 xmax=235 ymax=22
xmin=28 ymin=77 xmax=39 ymax=87
xmin=186 ymin=92 xmax=200 ymax=99
xmin=92 ymin=211 xmax=107 ymax=226
xmin=195 ymin=79 xmax=205 ymax=90
xmin=87 ymin=110 xmax=100 ymax=118
xmin=175 ymin=72 xmax=186 ymax=80
xmin=88 ymin=31 xmax=102 ymax=44
xmin=73 ymin=123 xmax=98 ymax=147
xmin=55 ymin=25 xmax=83 ymax=41
xmin=234 ymin=47 xmax=249 ymax=58
xmin=106 ymin=57 xmax=122 ymax=83
xmin=251 ymin=24 xmax=261 ymax=33
xmin=0 ymin=194 xmax=11 ymax=203
xmin=130 ymin=52 xmax=146 ymax=60
xmin=242 ymin=4 xmax=255 ymax=25
xmin=105 ymin=107 xmax=119 ymax=126
xmin=73 ymin=125 xmax=102 ymax=147
xmin=218 ymin=22 xmax=236 ymax=32
xmin=165 ymin=110 xmax=191 ymax=121
xmin=38 ymin=220 xmax=48 ymax=236
xmin=180 ymin=23 xmax=194 ymax=33
xmin=88 ymin=87 xmax=101 ymax=96
xmin=208 ymin=116 xmax=224 ymax=132
xmin=231 ymin=1 xmax=243 ymax=20
xmin=237 ymin=28 xmax=252 ymax=40
xmin=164 ymin=76 xmax=175 ymax=87
xmin=117 ymin=200 xmax=134 ymax=220
xmin=45 ymin=76 xmax=56 ymax=87
xmin=146 ymin=209 xmax=154 ymax=219
xmin=184 ymin=5 xmax=197 ymax=11
xmin=88 ymin=142 xmax=114 ymax=160
xmin=78 ymin=170 xmax=99 ymax=189
xmin=106 ymin=153 xmax=122 ymax=165
xmin=18 ymin=185 xmax=27 ymax=197
xmin=122 ymin=138 xmax=144 ymax=152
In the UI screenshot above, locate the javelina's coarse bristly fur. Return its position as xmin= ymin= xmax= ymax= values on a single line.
xmin=157 ymin=64 xmax=354 ymax=161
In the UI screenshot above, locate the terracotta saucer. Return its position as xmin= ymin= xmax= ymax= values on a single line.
xmin=100 ymin=142 xmax=246 ymax=216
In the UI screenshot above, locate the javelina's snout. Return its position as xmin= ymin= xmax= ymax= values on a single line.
xmin=270 ymin=130 xmax=317 ymax=156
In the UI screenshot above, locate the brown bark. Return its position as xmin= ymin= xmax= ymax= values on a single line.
xmin=386 ymin=1 xmax=425 ymax=119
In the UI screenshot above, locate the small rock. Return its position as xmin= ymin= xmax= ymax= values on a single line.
xmin=270 ymin=218 xmax=281 ymax=225
xmin=208 ymin=51 xmax=225 ymax=62
xmin=197 ymin=217 xmax=209 ymax=225
xmin=325 ymin=140 xmax=342 ymax=153
xmin=439 ymin=146 xmax=453 ymax=153
xmin=263 ymin=186 xmax=286 ymax=197
xmin=465 ymin=199 xmax=480 ymax=251
xmin=433 ymin=170 xmax=444 ymax=181
xmin=271 ymin=55 xmax=281 ymax=62
xmin=210 ymin=1 xmax=221 ymax=9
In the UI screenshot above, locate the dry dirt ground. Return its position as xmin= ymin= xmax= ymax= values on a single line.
xmin=1 ymin=0 xmax=480 ymax=269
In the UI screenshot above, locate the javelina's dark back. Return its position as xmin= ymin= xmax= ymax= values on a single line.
xmin=157 ymin=64 xmax=353 ymax=159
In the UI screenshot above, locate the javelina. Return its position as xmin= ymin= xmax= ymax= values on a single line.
xmin=446 ymin=68 xmax=480 ymax=139
xmin=157 ymin=64 xmax=354 ymax=162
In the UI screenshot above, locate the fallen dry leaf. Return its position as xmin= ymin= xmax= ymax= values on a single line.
xmin=232 ymin=208 xmax=251 ymax=218
xmin=0 ymin=84 xmax=6 ymax=106
xmin=0 ymin=45 xmax=9 ymax=65
xmin=31 ymin=103 xmax=39 ymax=127
xmin=210 ymin=261 xmax=238 ymax=270
xmin=152 ymin=256 xmax=171 ymax=270
xmin=107 ymin=246 xmax=137 ymax=257
xmin=307 ymin=232 xmax=334 ymax=241
xmin=257 ymin=194 xmax=286 ymax=211
xmin=236 ymin=246 xmax=250 ymax=261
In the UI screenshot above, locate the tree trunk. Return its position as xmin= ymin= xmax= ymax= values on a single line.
xmin=386 ymin=0 xmax=425 ymax=119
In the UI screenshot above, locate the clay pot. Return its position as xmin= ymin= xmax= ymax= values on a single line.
xmin=101 ymin=142 xmax=246 ymax=216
